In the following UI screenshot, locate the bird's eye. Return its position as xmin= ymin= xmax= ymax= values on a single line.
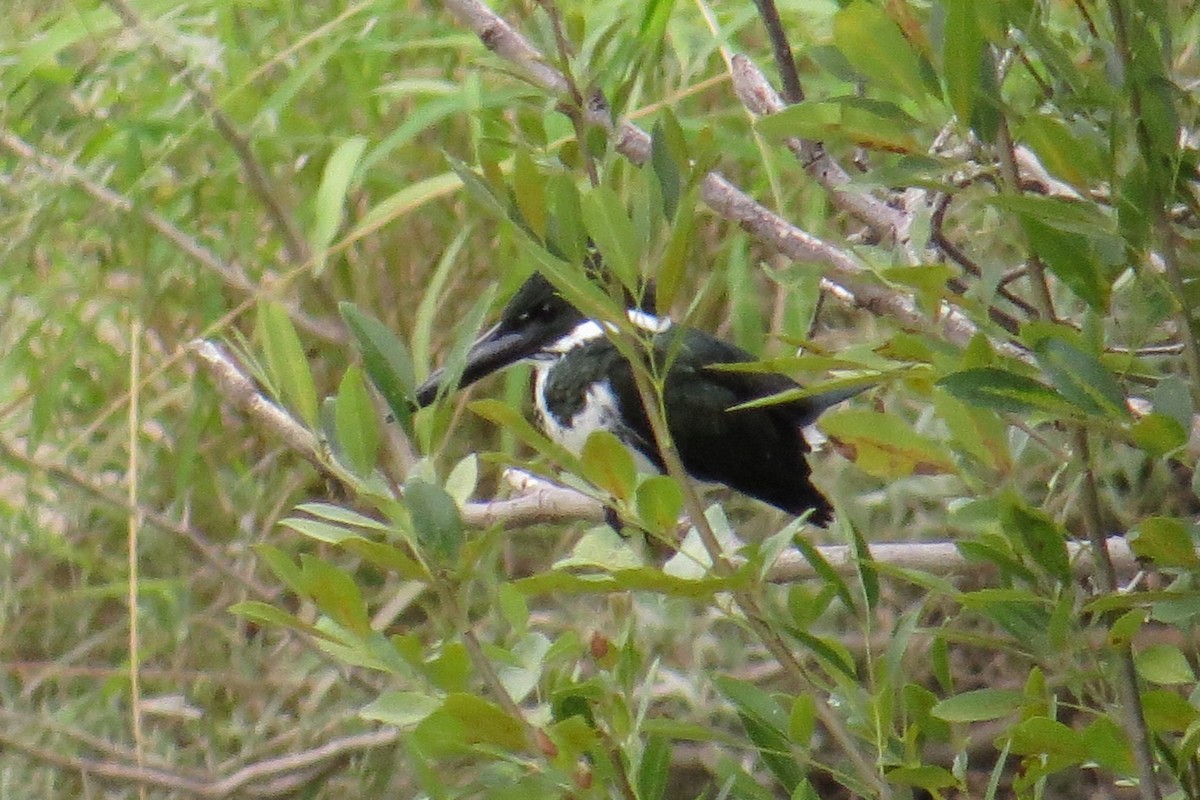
xmin=536 ymin=301 xmax=553 ymax=318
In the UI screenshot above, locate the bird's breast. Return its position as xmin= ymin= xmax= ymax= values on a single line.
xmin=533 ymin=363 xmax=659 ymax=474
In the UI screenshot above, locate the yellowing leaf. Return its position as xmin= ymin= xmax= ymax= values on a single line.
xmin=820 ymin=409 xmax=956 ymax=478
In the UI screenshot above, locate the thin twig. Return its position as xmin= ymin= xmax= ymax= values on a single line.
xmin=750 ymin=0 xmax=804 ymax=104
xmin=0 ymin=725 xmax=399 ymax=798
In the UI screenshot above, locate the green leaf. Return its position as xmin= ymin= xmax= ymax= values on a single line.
xmin=300 ymin=555 xmax=371 ymax=637
xmin=295 ymin=502 xmax=390 ymax=530
xmin=1081 ymin=715 xmax=1134 ymax=774
xmin=581 ymin=185 xmax=640 ymax=291
xmin=833 ymin=1 xmax=930 ymax=104
xmin=756 ymin=98 xmax=922 ymax=153
xmin=444 ymin=454 xmax=479 ymax=505
xmin=469 ymin=398 xmax=582 ymax=471
xmin=426 ymin=642 xmax=471 ymax=693
xmin=334 ymin=365 xmax=379 ymax=475
xmin=1019 ymin=113 xmax=1104 ymax=189
xmin=819 ymin=409 xmax=956 ymax=478
xmin=340 ymin=302 xmax=417 ymax=436
xmin=713 ymin=676 xmax=803 ymax=793
xmin=790 ymin=536 xmax=857 ymax=615
xmin=1130 ymin=412 xmax=1188 ymax=457
xmin=1130 ymin=517 xmax=1200 ymax=569
xmin=657 ymin=190 xmax=695 ymax=312
xmin=1000 ymin=499 xmax=1071 ymax=584
xmin=497 ymin=632 xmax=551 ymax=703
xmin=937 ymin=367 xmax=1079 ymax=417
xmin=254 ymin=543 xmax=308 ymax=598
xmin=311 ymin=135 xmax=368 ymax=276
xmin=1008 ymin=716 xmax=1087 ymax=762
xmin=634 ymin=475 xmax=683 ymax=536
xmin=581 ymin=430 xmax=637 ymax=502
xmin=405 ymin=478 xmax=463 ymax=563
xmin=512 ymin=148 xmax=546 ymax=239
xmin=498 ymin=583 xmax=529 ymax=631
xmin=361 ymin=691 xmax=442 ymax=728
xmin=886 ymin=765 xmax=960 ymax=792
xmin=1136 ymin=644 xmax=1195 ymax=685
xmin=848 ymin=520 xmax=878 ymax=610
xmin=1032 ymin=337 xmax=1128 ymax=419
xmin=637 ymin=734 xmax=671 ymax=800
xmin=650 ymin=111 xmax=685 ymax=220
xmin=1107 ymin=608 xmax=1147 ymax=649
xmin=258 ymin=301 xmax=319 ymax=427
xmin=942 ymin=0 xmax=984 ymax=129
xmin=1022 ymin=218 xmax=1109 ymax=310
xmin=931 ymin=389 xmax=1010 ymax=471
xmin=424 ymin=693 xmax=527 ymax=752
xmin=931 ymin=688 xmax=1024 ymax=722
xmin=1142 ymin=689 xmax=1199 ymax=733
xmin=789 ymin=694 xmax=816 ymax=747
xmin=229 ymin=600 xmax=324 ymax=639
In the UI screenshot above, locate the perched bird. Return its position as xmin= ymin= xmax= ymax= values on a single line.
xmin=416 ymin=272 xmax=861 ymax=525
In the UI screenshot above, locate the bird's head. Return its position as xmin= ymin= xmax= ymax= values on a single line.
xmin=415 ymin=271 xmax=666 ymax=407
xmin=415 ymin=273 xmax=583 ymax=407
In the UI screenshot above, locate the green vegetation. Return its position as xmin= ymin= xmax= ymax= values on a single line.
xmin=3 ymin=0 xmax=1199 ymax=797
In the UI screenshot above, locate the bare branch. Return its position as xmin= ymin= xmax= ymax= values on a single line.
xmin=729 ymin=54 xmax=913 ymax=253
xmin=190 ymin=341 xmax=328 ymax=475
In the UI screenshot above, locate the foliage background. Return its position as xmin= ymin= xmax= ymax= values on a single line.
xmin=2 ymin=0 xmax=1199 ymax=798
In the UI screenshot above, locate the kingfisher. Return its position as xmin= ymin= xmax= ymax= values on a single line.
xmin=415 ymin=272 xmax=861 ymax=525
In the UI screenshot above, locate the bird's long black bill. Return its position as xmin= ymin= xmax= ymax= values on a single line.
xmin=414 ymin=324 xmax=534 ymax=407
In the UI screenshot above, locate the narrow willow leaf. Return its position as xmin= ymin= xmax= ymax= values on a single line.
xmin=650 ymin=113 xmax=684 ymax=219
xmin=360 ymin=691 xmax=442 ymax=728
xmin=943 ymin=0 xmax=983 ymax=128
xmin=258 ymin=301 xmax=319 ymax=427
xmin=254 ymin=543 xmax=308 ymax=598
xmin=311 ymin=135 xmax=368 ymax=276
xmin=637 ymin=733 xmax=671 ymax=800
xmin=229 ymin=600 xmax=325 ymax=639
xmin=334 ymin=365 xmax=379 ymax=475
xmin=937 ymin=367 xmax=1080 ymax=417
xmin=634 ymin=475 xmax=683 ymax=536
xmin=1032 ymin=336 xmax=1128 ymax=419
xmin=512 ymin=148 xmax=546 ymax=238
xmin=294 ymin=502 xmax=390 ymax=530
xmin=404 ymin=478 xmax=463 ymax=563
xmin=340 ymin=301 xmax=417 ymax=436
xmin=1000 ymin=500 xmax=1071 ymax=584
xmin=300 ymin=554 xmax=371 ymax=638
xmin=713 ymin=676 xmax=803 ymax=793
xmin=469 ymin=398 xmax=583 ymax=472
xmin=581 ymin=185 xmax=639 ymax=290
xmin=834 ymin=1 xmax=930 ymax=104
xmin=931 ymin=688 xmax=1024 ymax=722
xmin=757 ymin=99 xmax=922 ymax=153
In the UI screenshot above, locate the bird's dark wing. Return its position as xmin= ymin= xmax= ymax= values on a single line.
xmin=605 ymin=328 xmax=833 ymax=522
